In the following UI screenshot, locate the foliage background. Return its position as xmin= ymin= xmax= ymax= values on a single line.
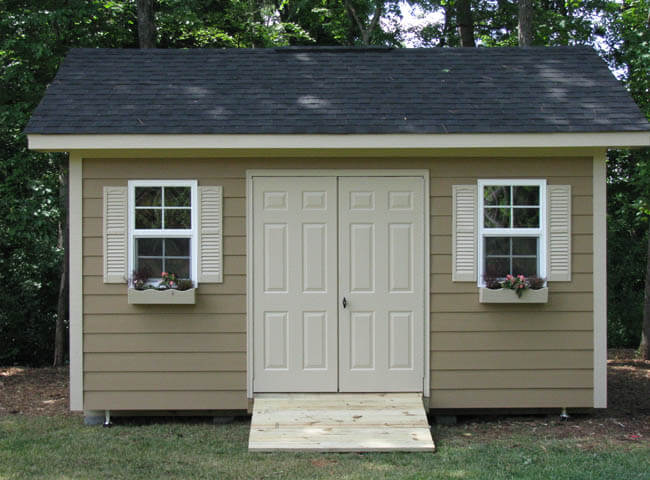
xmin=0 ymin=0 xmax=648 ymax=365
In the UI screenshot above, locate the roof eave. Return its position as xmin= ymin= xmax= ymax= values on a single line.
xmin=27 ymin=131 xmax=650 ymax=152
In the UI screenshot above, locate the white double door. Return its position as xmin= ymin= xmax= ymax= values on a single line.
xmin=253 ymin=176 xmax=424 ymax=392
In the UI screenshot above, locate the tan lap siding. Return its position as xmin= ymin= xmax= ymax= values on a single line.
xmin=82 ymin=156 xmax=593 ymax=411
xmin=82 ymin=159 xmax=247 ymax=410
xmin=429 ymin=157 xmax=593 ymax=408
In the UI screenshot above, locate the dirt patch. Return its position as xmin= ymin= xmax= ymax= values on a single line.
xmin=1 ymin=350 xmax=649 ymax=447
xmin=0 ymin=366 xmax=73 ymax=417
xmin=436 ymin=349 xmax=650 ymax=447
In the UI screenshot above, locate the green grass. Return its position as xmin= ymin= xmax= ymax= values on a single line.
xmin=0 ymin=416 xmax=648 ymax=479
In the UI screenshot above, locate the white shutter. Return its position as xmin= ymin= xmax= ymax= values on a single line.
xmin=198 ymin=185 xmax=223 ymax=283
xmin=547 ymin=184 xmax=572 ymax=281
xmin=452 ymin=185 xmax=478 ymax=282
xmin=103 ymin=186 xmax=127 ymax=283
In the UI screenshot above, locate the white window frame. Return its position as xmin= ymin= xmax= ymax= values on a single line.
xmin=127 ymin=180 xmax=199 ymax=285
xmin=477 ymin=179 xmax=547 ymax=287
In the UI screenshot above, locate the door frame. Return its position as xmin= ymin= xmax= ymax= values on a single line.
xmin=246 ymin=169 xmax=430 ymax=399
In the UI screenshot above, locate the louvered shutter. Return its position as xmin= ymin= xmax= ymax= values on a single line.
xmin=103 ymin=186 xmax=128 ymax=283
xmin=452 ymin=185 xmax=478 ymax=282
xmin=547 ymin=185 xmax=572 ymax=281
xmin=198 ymin=186 xmax=223 ymax=283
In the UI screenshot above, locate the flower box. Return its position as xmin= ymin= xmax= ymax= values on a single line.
xmin=479 ymin=287 xmax=548 ymax=304
xmin=128 ymin=288 xmax=196 ymax=305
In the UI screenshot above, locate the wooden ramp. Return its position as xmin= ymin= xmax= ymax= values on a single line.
xmin=248 ymin=393 xmax=435 ymax=452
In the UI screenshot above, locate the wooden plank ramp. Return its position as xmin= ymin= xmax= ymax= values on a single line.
xmin=248 ymin=393 xmax=435 ymax=452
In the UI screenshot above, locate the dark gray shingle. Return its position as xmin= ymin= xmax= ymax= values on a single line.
xmin=25 ymin=46 xmax=650 ymax=135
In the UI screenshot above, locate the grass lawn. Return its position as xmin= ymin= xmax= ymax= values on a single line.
xmin=1 ymin=415 xmax=648 ymax=480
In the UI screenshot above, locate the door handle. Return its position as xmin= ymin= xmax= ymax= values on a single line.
xmin=342 ymin=297 xmax=347 ymax=309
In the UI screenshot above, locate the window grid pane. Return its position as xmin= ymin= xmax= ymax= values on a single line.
xmin=133 ymin=185 xmax=193 ymax=231
xmin=136 ymin=237 xmax=191 ymax=279
xmin=483 ymin=185 xmax=540 ymax=229
xmin=484 ymin=236 xmax=539 ymax=278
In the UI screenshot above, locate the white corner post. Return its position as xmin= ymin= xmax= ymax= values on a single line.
xmin=593 ymin=150 xmax=607 ymax=408
xmin=69 ymin=152 xmax=83 ymax=411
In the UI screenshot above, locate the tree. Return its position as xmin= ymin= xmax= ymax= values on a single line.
xmin=604 ymin=0 xmax=650 ymax=357
xmin=345 ymin=0 xmax=383 ymax=45
xmin=137 ymin=0 xmax=156 ymax=48
xmin=456 ymin=0 xmax=475 ymax=46
xmin=518 ymin=0 xmax=533 ymax=46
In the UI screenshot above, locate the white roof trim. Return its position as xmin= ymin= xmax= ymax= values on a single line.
xmin=27 ymin=132 xmax=650 ymax=151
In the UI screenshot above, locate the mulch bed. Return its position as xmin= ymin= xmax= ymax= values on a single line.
xmin=1 ymin=349 xmax=648 ymax=446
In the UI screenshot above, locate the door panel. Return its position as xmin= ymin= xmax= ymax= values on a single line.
xmin=253 ymin=177 xmax=338 ymax=391
xmin=339 ymin=177 xmax=424 ymax=391
xmin=253 ymin=175 xmax=425 ymax=393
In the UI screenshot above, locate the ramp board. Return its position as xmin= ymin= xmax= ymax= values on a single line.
xmin=248 ymin=393 xmax=435 ymax=452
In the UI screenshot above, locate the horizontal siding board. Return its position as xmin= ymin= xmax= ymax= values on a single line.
xmin=429 ymin=388 xmax=593 ymax=408
xmin=84 ymin=314 xmax=246 ymax=334
xmin=428 ymin=158 xmax=593 ymax=177
xmin=431 ymin=370 xmax=593 ymax=389
xmin=83 ymin=159 xmax=249 ymax=178
xmin=572 ymin=196 xmax=593 ymax=215
xmin=430 ymin=292 xmax=593 ymax=312
xmin=84 ymin=390 xmax=247 ymax=410
xmin=83 ymin=333 xmax=246 ymax=353
xmin=85 ymin=372 xmax=245 ymax=391
xmin=430 ymin=331 xmax=593 ymax=350
xmin=430 ymin=311 xmax=593 ymax=331
xmin=85 ymin=352 xmax=246 ymax=372
xmin=430 ymin=350 xmax=593 ymax=370
xmin=83 ymin=293 xmax=245 ymax=314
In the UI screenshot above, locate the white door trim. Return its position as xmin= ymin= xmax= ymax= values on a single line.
xmin=246 ymin=169 xmax=430 ymax=398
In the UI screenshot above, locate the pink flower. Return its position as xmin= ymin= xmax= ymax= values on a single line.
xmin=518 ymin=275 xmax=525 ymax=281
xmin=169 ymin=281 xmax=175 ymax=286
xmin=162 ymin=272 xmax=168 ymax=277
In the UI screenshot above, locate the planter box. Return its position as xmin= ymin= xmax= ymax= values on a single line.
xmin=128 ymin=288 xmax=196 ymax=305
xmin=479 ymin=287 xmax=548 ymax=304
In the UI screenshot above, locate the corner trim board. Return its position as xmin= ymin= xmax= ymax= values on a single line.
xmin=69 ymin=153 xmax=83 ymax=411
xmin=593 ymin=152 xmax=607 ymax=408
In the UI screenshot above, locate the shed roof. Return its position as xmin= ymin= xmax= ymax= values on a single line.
xmin=25 ymin=46 xmax=649 ymax=135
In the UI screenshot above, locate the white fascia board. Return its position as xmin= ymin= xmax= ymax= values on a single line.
xmin=27 ymin=132 xmax=650 ymax=151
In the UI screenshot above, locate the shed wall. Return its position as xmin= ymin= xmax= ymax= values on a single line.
xmin=81 ymin=156 xmax=593 ymax=411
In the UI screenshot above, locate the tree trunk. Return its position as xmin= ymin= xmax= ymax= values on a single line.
xmin=345 ymin=0 xmax=382 ymax=46
xmin=456 ymin=0 xmax=475 ymax=47
xmin=640 ymin=230 xmax=650 ymax=360
xmin=137 ymin=0 xmax=156 ymax=48
xmin=53 ymin=158 xmax=69 ymax=367
xmin=438 ymin=3 xmax=453 ymax=47
xmin=518 ymin=0 xmax=534 ymax=46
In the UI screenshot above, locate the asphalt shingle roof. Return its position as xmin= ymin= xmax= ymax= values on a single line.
xmin=25 ymin=46 xmax=649 ymax=135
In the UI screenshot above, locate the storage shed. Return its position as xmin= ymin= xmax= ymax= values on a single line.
xmin=26 ymin=47 xmax=650 ymax=421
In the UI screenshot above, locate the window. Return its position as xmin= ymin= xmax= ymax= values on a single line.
xmin=478 ymin=179 xmax=546 ymax=285
xmin=128 ymin=180 xmax=198 ymax=283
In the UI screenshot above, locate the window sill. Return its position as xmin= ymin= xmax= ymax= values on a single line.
xmin=479 ymin=287 xmax=548 ymax=304
xmin=128 ymin=288 xmax=196 ymax=305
